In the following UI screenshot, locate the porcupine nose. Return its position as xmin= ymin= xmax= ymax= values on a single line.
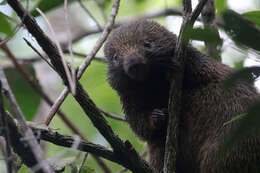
xmin=123 ymin=55 xmax=149 ymax=81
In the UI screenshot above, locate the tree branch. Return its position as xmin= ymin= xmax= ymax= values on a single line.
xmin=0 ymin=68 xmax=53 ymax=173
xmin=44 ymin=0 xmax=121 ymax=124
xmin=6 ymin=0 xmax=152 ymax=172
xmin=0 ymin=79 xmax=14 ymax=173
xmin=0 ymin=114 xmax=141 ymax=172
xmin=0 ymin=40 xmax=111 ymax=173
xmin=164 ymin=0 xmax=209 ymax=173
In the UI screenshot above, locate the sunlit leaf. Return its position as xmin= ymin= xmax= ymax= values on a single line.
xmin=4 ymin=65 xmax=41 ymax=120
xmin=215 ymin=0 xmax=227 ymax=16
xmin=0 ymin=11 xmax=12 ymax=37
xmin=221 ymin=9 xmax=260 ymax=52
xmin=30 ymin=0 xmax=76 ymax=17
xmin=223 ymin=66 xmax=260 ymax=90
xmin=242 ymin=11 xmax=260 ymax=27
xmin=233 ymin=60 xmax=244 ymax=69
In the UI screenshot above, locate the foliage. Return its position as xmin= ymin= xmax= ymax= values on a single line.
xmin=220 ymin=9 xmax=260 ymax=149
xmin=4 ymin=65 xmax=41 ymax=120
xmin=0 ymin=11 xmax=12 ymax=37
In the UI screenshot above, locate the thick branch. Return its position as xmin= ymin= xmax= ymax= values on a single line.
xmin=164 ymin=0 xmax=209 ymax=173
xmin=0 ymin=114 xmax=141 ymax=172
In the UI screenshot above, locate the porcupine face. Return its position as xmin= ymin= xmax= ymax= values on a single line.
xmin=104 ymin=19 xmax=177 ymax=91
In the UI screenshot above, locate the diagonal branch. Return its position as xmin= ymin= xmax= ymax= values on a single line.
xmin=0 ymin=40 xmax=112 ymax=173
xmin=45 ymin=0 xmax=121 ymax=124
xmin=6 ymin=0 xmax=152 ymax=172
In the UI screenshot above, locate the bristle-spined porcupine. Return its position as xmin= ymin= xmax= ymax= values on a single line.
xmin=104 ymin=19 xmax=260 ymax=173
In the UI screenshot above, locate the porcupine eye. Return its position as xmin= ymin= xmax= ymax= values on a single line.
xmin=111 ymin=53 xmax=119 ymax=65
xmin=143 ymin=40 xmax=152 ymax=49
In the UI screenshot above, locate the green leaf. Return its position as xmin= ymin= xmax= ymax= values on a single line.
xmin=30 ymin=0 xmax=76 ymax=17
xmin=221 ymin=9 xmax=260 ymax=52
xmin=223 ymin=66 xmax=260 ymax=90
xmin=4 ymin=65 xmax=41 ymax=120
xmin=233 ymin=60 xmax=244 ymax=69
xmin=215 ymin=0 xmax=227 ymax=16
xmin=242 ymin=11 xmax=260 ymax=27
xmin=0 ymin=12 xmax=13 ymax=37
xmin=189 ymin=27 xmax=222 ymax=45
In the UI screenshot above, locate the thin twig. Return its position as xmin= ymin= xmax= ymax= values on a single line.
xmin=100 ymin=109 xmax=126 ymax=122
xmin=64 ymin=0 xmax=77 ymax=98
xmin=0 ymin=0 xmax=30 ymax=46
xmin=44 ymin=0 xmax=121 ymax=127
xmin=3 ymin=14 xmax=20 ymax=24
xmin=1 ymin=39 xmax=81 ymax=140
xmin=44 ymin=88 xmax=69 ymax=125
xmin=7 ymin=0 xmax=152 ymax=171
xmin=0 ymin=79 xmax=14 ymax=173
xmin=0 ymin=41 xmax=111 ymax=173
xmin=64 ymin=50 xmax=107 ymax=63
xmin=23 ymin=38 xmax=55 ymax=70
xmin=0 ymin=69 xmax=53 ymax=173
xmin=0 ymin=21 xmax=24 ymax=46
xmin=78 ymin=153 xmax=89 ymax=173
xmin=77 ymin=0 xmax=102 ymax=30
xmin=36 ymin=8 xmax=76 ymax=95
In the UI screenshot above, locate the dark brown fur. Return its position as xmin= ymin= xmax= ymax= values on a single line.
xmin=104 ymin=19 xmax=260 ymax=173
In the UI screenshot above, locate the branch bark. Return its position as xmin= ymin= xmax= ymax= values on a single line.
xmin=0 ymin=69 xmax=53 ymax=173
xmin=0 ymin=112 xmax=142 ymax=172
xmin=6 ymin=0 xmax=152 ymax=172
xmin=0 ymin=40 xmax=111 ymax=173
xmin=45 ymin=0 xmax=122 ymax=125
xmin=164 ymin=0 xmax=209 ymax=173
xmin=0 ymin=78 xmax=14 ymax=173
